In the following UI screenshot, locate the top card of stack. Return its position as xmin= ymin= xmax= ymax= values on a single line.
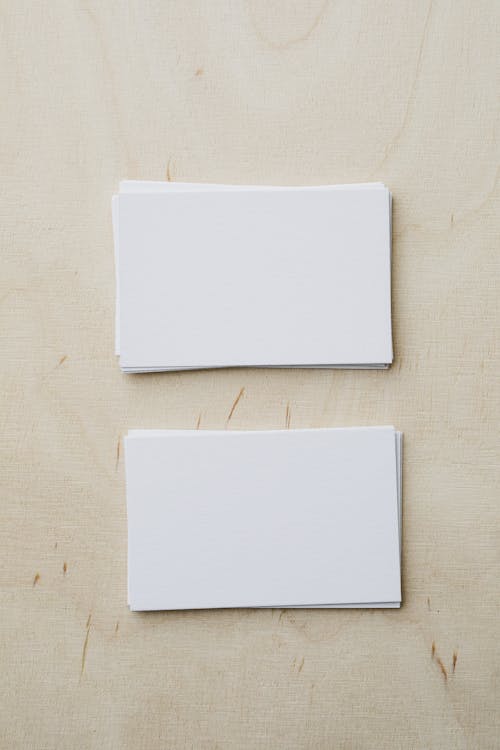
xmin=125 ymin=427 xmax=402 ymax=611
xmin=113 ymin=181 xmax=393 ymax=372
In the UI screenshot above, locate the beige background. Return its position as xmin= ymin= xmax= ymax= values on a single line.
xmin=1 ymin=1 xmax=499 ymax=748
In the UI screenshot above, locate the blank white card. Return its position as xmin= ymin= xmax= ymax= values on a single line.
xmin=116 ymin=184 xmax=392 ymax=371
xmin=125 ymin=427 xmax=402 ymax=611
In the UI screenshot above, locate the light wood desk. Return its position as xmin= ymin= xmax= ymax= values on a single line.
xmin=1 ymin=2 xmax=499 ymax=747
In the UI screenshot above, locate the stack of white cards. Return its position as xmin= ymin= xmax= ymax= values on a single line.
xmin=113 ymin=181 xmax=393 ymax=372
xmin=125 ymin=427 xmax=402 ymax=611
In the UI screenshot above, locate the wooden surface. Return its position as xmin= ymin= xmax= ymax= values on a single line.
xmin=1 ymin=2 xmax=499 ymax=748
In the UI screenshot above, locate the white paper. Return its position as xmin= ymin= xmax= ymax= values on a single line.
xmin=116 ymin=186 xmax=392 ymax=371
xmin=125 ymin=427 xmax=401 ymax=611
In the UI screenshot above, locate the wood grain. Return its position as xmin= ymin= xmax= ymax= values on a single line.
xmin=1 ymin=1 xmax=499 ymax=748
